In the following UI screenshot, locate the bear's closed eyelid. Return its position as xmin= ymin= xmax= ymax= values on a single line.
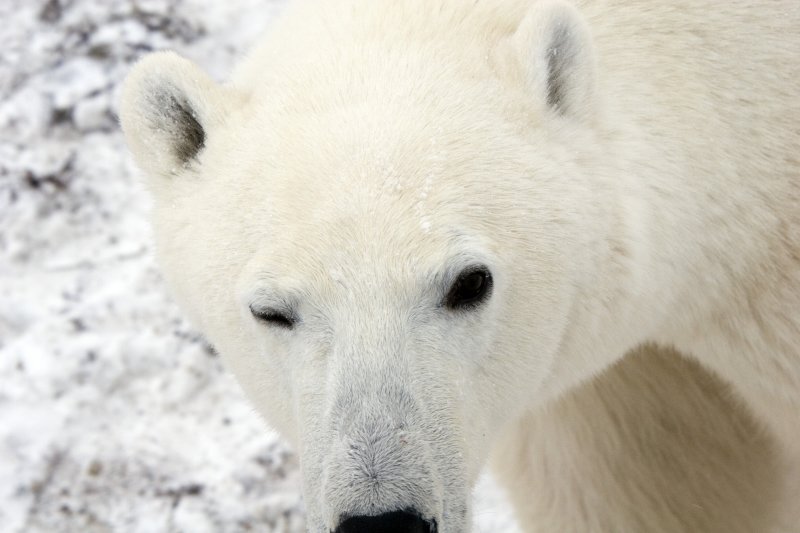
xmin=248 ymin=303 xmax=297 ymax=329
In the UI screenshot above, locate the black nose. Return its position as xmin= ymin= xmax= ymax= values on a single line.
xmin=334 ymin=510 xmax=436 ymax=533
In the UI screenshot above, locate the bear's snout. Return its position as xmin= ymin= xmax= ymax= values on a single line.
xmin=313 ymin=377 xmax=453 ymax=531
xmin=321 ymin=409 xmax=440 ymax=527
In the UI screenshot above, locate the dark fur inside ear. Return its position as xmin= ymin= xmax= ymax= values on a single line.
xmin=149 ymin=86 xmax=206 ymax=165
xmin=120 ymin=51 xmax=230 ymax=178
xmin=545 ymin=21 xmax=579 ymax=114
xmin=514 ymin=1 xmax=595 ymax=121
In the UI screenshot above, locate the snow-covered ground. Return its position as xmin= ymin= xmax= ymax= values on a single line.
xmin=0 ymin=1 xmax=521 ymax=531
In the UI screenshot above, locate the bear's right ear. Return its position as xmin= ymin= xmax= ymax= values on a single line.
xmin=119 ymin=51 xmax=237 ymax=179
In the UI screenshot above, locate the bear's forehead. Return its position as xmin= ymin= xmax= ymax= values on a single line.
xmin=234 ymin=94 xmax=521 ymax=202
xmin=210 ymin=105 xmax=527 ymax=281
xmin=224 ymin=111 xmax=487 ymax=222
xmin=261 ymin=192 xmax=462 ymax=272
xmin=220 ymin=162 xmax=483 ymax=290
xmin=207 ymin=64 xmax=534 ymax=286
xmin=234 ymin=208 xmax=469 ymax=302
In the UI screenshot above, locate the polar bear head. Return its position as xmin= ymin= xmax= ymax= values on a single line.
xmin=120 ymin=1 xmax=616 ymax=531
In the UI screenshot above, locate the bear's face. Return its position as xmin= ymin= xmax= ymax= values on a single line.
xmin=121 ymin=2 xmax=604 ymax=531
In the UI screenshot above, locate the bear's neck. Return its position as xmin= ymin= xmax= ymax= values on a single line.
xmin=598 ymin=91 xmax=777 ymax=354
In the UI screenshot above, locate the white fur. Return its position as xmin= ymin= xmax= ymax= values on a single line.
xmin=120 ymin=1 xmax=800 ymax=531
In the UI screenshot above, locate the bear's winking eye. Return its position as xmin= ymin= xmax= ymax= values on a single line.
xmin=250 ymin=305 xmax=296 ymax=329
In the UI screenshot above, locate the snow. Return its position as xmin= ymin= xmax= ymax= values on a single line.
xmin=0 ymin=1 xmax=521 ymax=532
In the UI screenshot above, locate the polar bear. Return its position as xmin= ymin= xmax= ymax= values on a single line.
xmin=119 ymin=0 xmax=800 ymax=531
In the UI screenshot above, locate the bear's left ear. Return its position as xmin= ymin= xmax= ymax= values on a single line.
xmin=513 ymin=0 xmax=596 ymax=121
xmin=119 ymin=51 xmax=240 ymax=179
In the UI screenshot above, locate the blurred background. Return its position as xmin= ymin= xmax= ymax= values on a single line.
xmin=0 ymin=1 xmax=520 ymax=531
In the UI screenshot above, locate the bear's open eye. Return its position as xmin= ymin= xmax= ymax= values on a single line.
xmin=444 ymin=266 xmax=493 ymax=310
xmin=249 ymin=305 xmax=296 ymax=329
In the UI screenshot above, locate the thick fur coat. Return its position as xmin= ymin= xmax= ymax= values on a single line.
xmin=120 ymin=1 xmax=800 ymax=531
